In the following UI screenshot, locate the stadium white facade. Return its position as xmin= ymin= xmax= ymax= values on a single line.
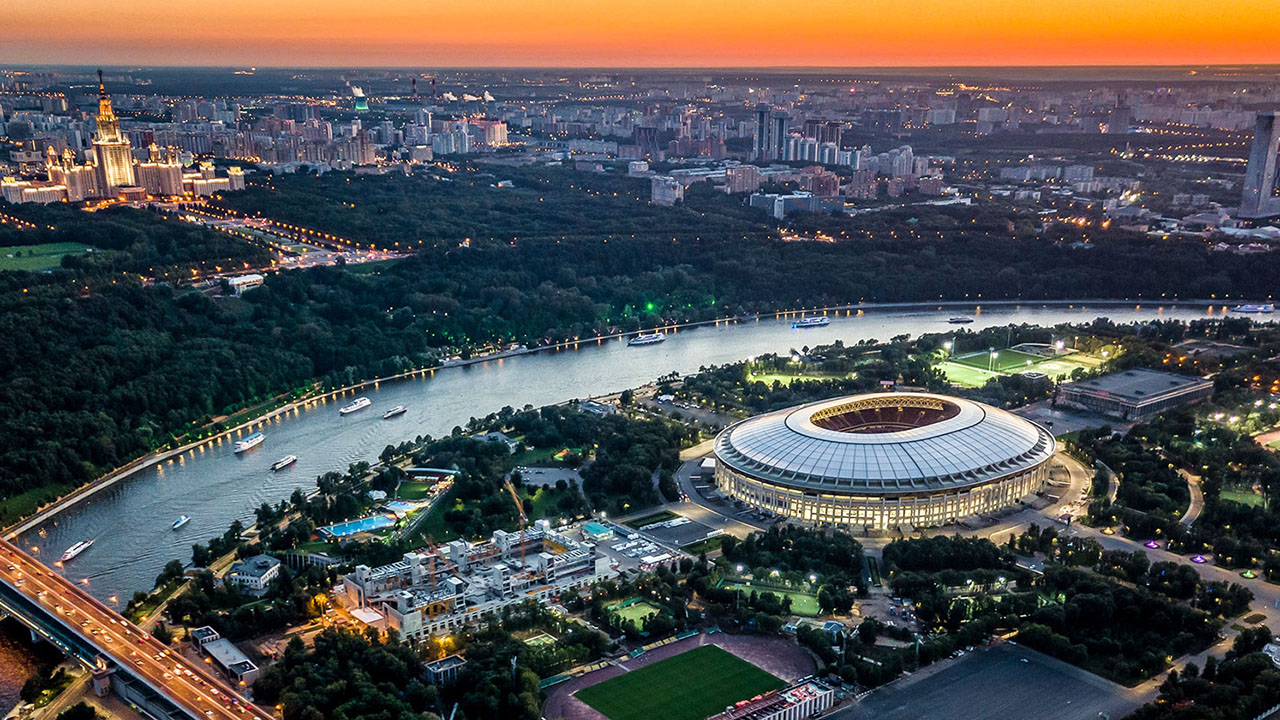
xmin=712 ymin=392 xmax=1056 ymax=530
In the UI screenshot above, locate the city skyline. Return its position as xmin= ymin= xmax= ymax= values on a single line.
xmin=6 ymin=0 xmax=1280 ymax=67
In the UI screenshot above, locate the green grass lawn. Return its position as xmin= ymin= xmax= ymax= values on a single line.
xmin=938 ymin=361 xmax=1001 ymax=388
xmin=608 ymin=599 xmax=663 ymax=625
xmin=625 ymin=510 xmax=681 ymax=528
xmin=952 ymin=348 xmax=1046 ymax=373
xmin=1221 ymin=488 xmax=1266 ymax=508
xmin=0 ymin=242 xmax=88 ymax=271
xmin=396 ymin=481 xmax=438 ymax=499
xmin=1267 ymin=440 xmax=1280 ymax=450
xmin=747 ymin=372 xmax=845 ymax=387
xmin=576 ymin=645 xmax=784 ymax=720
xmin=1033 ymin=356 xmax=1099 ymax=380
xmin=723 ymin=581 xmax=822 ymax=617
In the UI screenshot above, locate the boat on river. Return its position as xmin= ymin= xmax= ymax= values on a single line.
xmin=60 ymin=540 xmax=94 ymax=562
xmin=339 ymin=397 xmax=372 ymax=415
xmin=233 ymin=432 xmax=265 ymax=453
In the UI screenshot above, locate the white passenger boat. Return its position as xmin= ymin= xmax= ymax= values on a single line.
xmin=172 ymin=515 xmax=191 ymax=530
xmin=628 ymin=333 xmax=666 ymax=346
xmin=233 ymin=432 xmax=265 ymax=453
xmin=271 ymin=455 xmax=298 ymax=471
xmin=339 ymin=397 xmax=372 ymax=415
xmin=60 ymin=540 xmax=94 ymax=562
xmin=792 ymin=316 xmax=830 ymax=328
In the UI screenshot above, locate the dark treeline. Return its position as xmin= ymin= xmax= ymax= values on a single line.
xmin=2 ymin=170 xmax=1277 ymax=515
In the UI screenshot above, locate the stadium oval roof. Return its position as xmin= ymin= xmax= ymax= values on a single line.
xmin=713 ymin=392 xmax=1055 ymax=493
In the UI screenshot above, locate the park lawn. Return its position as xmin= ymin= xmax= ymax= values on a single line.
xmin=1221 ymin=489 xmax=1266 ymax=508
xmin=526 ymin=485 xmax=576 ymax=521
xmin=407 ymin=489 xmax=460 ymax=543
xmin=576 ymin=645 xmax=784 ymax=720
xmin=723 ymin=581 xmax=822 ymax=617
xmin=938 ymin=361 xmax=1001 ymax=388
xmin=747 ymin=372 xmax=846 ymax=387
xmin=608 ymin=599 xmax=663 ymax=625
xmin=0 ymin=242 xmax=88 ymax=271
xmin=0 ymin=482 xmax=75 ymax=525
xmin=682 ymin=536 xmax=724 ymax=554
xmin=1267 ymin=440 xmax=1280 ymax=451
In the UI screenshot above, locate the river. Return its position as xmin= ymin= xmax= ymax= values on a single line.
xmin=17 ymin=302 xmax=1225 ymax=603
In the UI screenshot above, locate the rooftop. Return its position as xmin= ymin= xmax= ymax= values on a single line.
xmin=714 ymin=392 xmax=1055 ymax=492
xmin=1063 ymin=368 xmax=1212 ymax=403
xmin=229 ymin=554 xmax=280 ymax=580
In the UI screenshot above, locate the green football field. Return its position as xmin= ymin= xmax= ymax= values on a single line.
xmin=723 ymin=582 xmax=821 ymax=617
xmin=951 ymin=349 xmax=1045 ymax=373
xmin=938 ymin=361 xmax=1003 ymax=388
xmin=576 ymin=645 xmax=784 ymax=720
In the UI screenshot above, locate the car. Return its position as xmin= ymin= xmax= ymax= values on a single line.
xmin=164 ymin=672 xmax=173 ymax=679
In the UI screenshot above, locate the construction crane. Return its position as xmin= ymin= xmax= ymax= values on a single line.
xmin=504 ymin=478 xmax=528 ymax=567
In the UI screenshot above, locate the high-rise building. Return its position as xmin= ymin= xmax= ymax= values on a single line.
xmin=770 ymin=111 xmax=790 ymax=162
xmin=753 ymin=103 xmax=769 ymax=161
xmin=1240 ymin=112 xmax=1280 ymax=220
xmin=91 ymin=70 xmax=136 ymax=192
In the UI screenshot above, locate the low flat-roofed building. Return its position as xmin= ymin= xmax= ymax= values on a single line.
xmin=202 ymin=637 xmax=259 ymax=685
xmin=226 ymin=273 xmax=264 ymax=295
xmin=188 ymin=625 xmax=221 ymax=647
xmin=226 ymin=554 xmax=281 ymax=596
xmin=582 ymin=521 xmax=613 ymax=542
xmin=1057 ymin=368 xmax=1214 ymax=422
xmin=423 ymin=654 xmax=467 ymax=686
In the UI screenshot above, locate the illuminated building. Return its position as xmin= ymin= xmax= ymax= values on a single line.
xmin=712 ymin=392 xmax=1055 ymax=530
xmin=135 ymin=144 xmax=184 ymax=196
xmin=91 ymin=70 xmax=136 ymax=192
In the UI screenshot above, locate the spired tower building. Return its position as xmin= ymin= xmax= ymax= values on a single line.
xmin=92 ymin=70 xmax=136 ymax=192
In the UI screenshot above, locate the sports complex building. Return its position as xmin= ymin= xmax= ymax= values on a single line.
xmin=712 ymin=392 xmax=1056 ymax=530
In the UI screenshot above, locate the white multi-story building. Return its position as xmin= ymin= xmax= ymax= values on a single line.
xmin=342 ymin=520 xmax=612 ymax=641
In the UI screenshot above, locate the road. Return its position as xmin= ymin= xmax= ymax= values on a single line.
xmin=0 ymin=538 xmax=268 ymax=720
xmin=1179 ymin=468 xmax=1204 ymax=526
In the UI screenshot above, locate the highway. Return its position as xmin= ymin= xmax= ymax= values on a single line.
xmin=0 ymin=538 xmax=269 ymax=720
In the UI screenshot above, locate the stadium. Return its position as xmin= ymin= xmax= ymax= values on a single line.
xmin=712 ymin=392 xmax=1056 ymax=530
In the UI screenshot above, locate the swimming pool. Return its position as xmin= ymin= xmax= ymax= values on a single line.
xmin=319 ymin=515 xmax=395 ymax=538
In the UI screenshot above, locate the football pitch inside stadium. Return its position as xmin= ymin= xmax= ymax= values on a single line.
xmin=575 ymin=645 xmax=784 ymax=720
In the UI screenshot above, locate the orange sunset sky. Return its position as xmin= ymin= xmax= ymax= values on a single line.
xmin=5 ymin=0 xmax=1280 ymax=67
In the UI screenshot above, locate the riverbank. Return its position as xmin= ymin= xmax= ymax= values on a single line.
xmin=3 ymin=297 xmax=1234 ymax=541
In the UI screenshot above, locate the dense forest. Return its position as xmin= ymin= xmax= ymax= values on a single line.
xmin=2 ymin=164 xmax=1279 ymax=518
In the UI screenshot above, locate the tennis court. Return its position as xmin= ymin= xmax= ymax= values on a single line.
xmin=608 ymin=599 xmax=662 ymax=625
xmin=319 ymin=514 xmax=395 ymax=539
